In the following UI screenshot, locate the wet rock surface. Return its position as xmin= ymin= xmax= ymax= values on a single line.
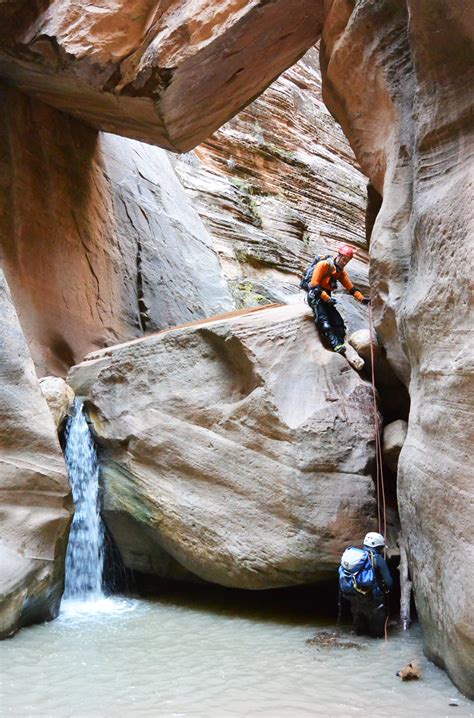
xmin=306 ymin=630 xmax=367 ymax=651
xmin=68 ymin=303 xmax=377 ymax=589
xmin=38 ymin=377 xmax=75 ymax=430
xmin=0 ymin=270 xmax=72 ymax=638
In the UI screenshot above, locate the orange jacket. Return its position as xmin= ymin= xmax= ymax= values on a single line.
xmin=310 ymin=260 xmax=365 ymax=303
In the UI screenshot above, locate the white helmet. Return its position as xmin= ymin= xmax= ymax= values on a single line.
xmin=363 ymin=531 xmax=385 ymax=548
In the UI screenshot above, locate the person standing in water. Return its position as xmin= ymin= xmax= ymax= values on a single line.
xmin=339 ymin=532 xmax=393 ymax=638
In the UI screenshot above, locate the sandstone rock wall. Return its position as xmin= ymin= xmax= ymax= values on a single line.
xmin=0 ymin=270 xmax=72 ymax=638
xmin=321 ymin=0 xmax=474 ymax=696
xmin=0 ymin=85 xmax=234 ymax=376
xmin=0 ymin=1 xmax=324 ymax=149
xmin=0 ymin=0 xmax=472 ymax=698
xmin=174 ymin=47 xmax=369 ymax=311
xmin=68 ymin=303 xmax=377 ymax=590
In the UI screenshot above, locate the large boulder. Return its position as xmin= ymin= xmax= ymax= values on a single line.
xmin=69 ymin=303 xmax=377 ymax=589
xmin=0 ymin=271 xmax=72 ymax=638
xmin=0 ymin=1 xmax=324 ymax=149
xmin=321 ymin=0 xmax=474 ymax=696
xmin=0 ymin=85 xmax=234 ymax=376
xmin=383 ymin=420 xmax=407 ymax=474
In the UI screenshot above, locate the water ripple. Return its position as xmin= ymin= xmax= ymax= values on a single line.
xmin=0 ymin=598 xmax=472 ymax=718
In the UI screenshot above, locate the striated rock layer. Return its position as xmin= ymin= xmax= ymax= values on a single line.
xmin=0 ymin=85 xmax=234 ymax=376
xmin=175 ymin=47 xmax=369 ymax=311
xmin=0 ymin=270 xmax=72 ymax=638
xmin=0 ymin=1 xmax=324 ymax=150
xmin=68 ymin=303 xmax=377 ymax=589
xmin=321 ymin=0 xmax=474 ymax=696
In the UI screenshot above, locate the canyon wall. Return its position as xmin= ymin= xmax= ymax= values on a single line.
xmin=0 ymin=85 xmax=234 ymax=376
xmin=0 ymin=0 xmax=472 ymax=697
xmin=174 ymin=47 xmax=368 ymax=308
xmin=321 ymin=0 xmax=474 ymax=696
xmin=0 ymin=270 xmax=71 ymax=637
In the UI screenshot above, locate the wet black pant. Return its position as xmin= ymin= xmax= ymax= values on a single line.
xmin=309 ymin=297 xmax=346 ymax=350
xmin=346 ymin=593 xmax=387 ymax=638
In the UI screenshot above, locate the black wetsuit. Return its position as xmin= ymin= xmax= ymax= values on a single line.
xmin=346 ymin=549 xmax=393 ymax=638
xmin=309 ymin=295 xmax=346 ymax=350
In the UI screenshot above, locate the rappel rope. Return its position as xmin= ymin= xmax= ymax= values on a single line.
xmin=368 ymin=303 xmax=389 ymax=641
xmin=367 ymin=303 xmax=388 ymax=540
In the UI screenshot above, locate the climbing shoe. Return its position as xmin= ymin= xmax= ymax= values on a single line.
xmin=334 ymin=343 xmax=346 ymax=354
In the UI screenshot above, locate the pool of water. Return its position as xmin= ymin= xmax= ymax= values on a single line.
xmin=1 ymin=591 xmax=472 ymax=718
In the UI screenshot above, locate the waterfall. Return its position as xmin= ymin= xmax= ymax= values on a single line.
xmin=63 ymin=399 xmax=105 ymax=601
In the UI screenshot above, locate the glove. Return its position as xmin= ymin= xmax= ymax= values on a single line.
xmin=362 ymin=298 xmax=371 ymax=306
xmin=327 ymin=297 xmax=337 ymax=305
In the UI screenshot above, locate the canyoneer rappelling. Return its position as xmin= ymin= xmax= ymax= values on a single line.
xmin=301 ymin=244 xmax=370 ymax=354
xmin=338 ymin=532 xmax=393 ymax=639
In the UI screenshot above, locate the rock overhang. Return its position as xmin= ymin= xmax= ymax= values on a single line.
xmin=0 ymin=0 xmax=325 ymax=150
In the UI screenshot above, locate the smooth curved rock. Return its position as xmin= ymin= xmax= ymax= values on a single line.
xmin=348 ymin=329 xmax=409 ymax=421
xmin=348 ymin=329 xmax=409 ymax=423
xmin=0 ymin=1 xmax=324 ymax=150
xmin=383 ymin=420 xmax=407 ymax=474
xmin=321 ymin=0 xmax=474 ymax=696
xmin=38 ymin=377 xmax=75 ymax=429
xmin=68 ymin=303 xmax=377 ymax=589
xmin=0 ymin=84 xmax=234 ymax=376
xmin=0 ymin=270 xmax=72 ymax=638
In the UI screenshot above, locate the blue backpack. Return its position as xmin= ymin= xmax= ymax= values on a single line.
xmin=338 ymin=547 xmax=380 ymax=597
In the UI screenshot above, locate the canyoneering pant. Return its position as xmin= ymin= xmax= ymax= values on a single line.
xmin=346 ymin=593 xmax=388 ymax=638
xmin=309 ymin=296 xmax=346 ymax=350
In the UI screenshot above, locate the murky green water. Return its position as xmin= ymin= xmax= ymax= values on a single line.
xmin=1 ymin=591 xmax=472 ymax=718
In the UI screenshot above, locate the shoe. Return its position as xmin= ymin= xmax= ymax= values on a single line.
xmin=334 ymin=343 xmax=346 ymax=354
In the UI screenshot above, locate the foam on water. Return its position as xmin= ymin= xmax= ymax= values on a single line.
xmin=59 ymin=597 xmax=135 ymax=620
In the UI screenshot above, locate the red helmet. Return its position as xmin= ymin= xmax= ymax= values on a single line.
xmin=337 ymin=244 xmax=354 ymax=259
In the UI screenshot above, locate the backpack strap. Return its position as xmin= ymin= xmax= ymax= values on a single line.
xmin=353 ymin=549 xmax=376 ymax=596
xmin=320 ymin=255 xmax=334 ymax=278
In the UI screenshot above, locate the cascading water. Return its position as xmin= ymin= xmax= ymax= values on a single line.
xmin=62 ymin=399 xmax=105 ymax=601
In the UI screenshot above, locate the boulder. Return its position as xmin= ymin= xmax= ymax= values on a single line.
xmin=69 ymin=303 xmax=377 ymax=589
xmin=0 ymin=1 xmax=324 ymax=149
xmin=39 ymin=377 xmax=75 ymax=429
xmin=321 ymin=0 xmax=474 ymax=695
xmin=0 ymin=270 xmax=72 ymax=638
xmin=383 ymin=420 xmax=408 ymax=474
xmin=348 ymin=330 xmax=376 ymax=366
